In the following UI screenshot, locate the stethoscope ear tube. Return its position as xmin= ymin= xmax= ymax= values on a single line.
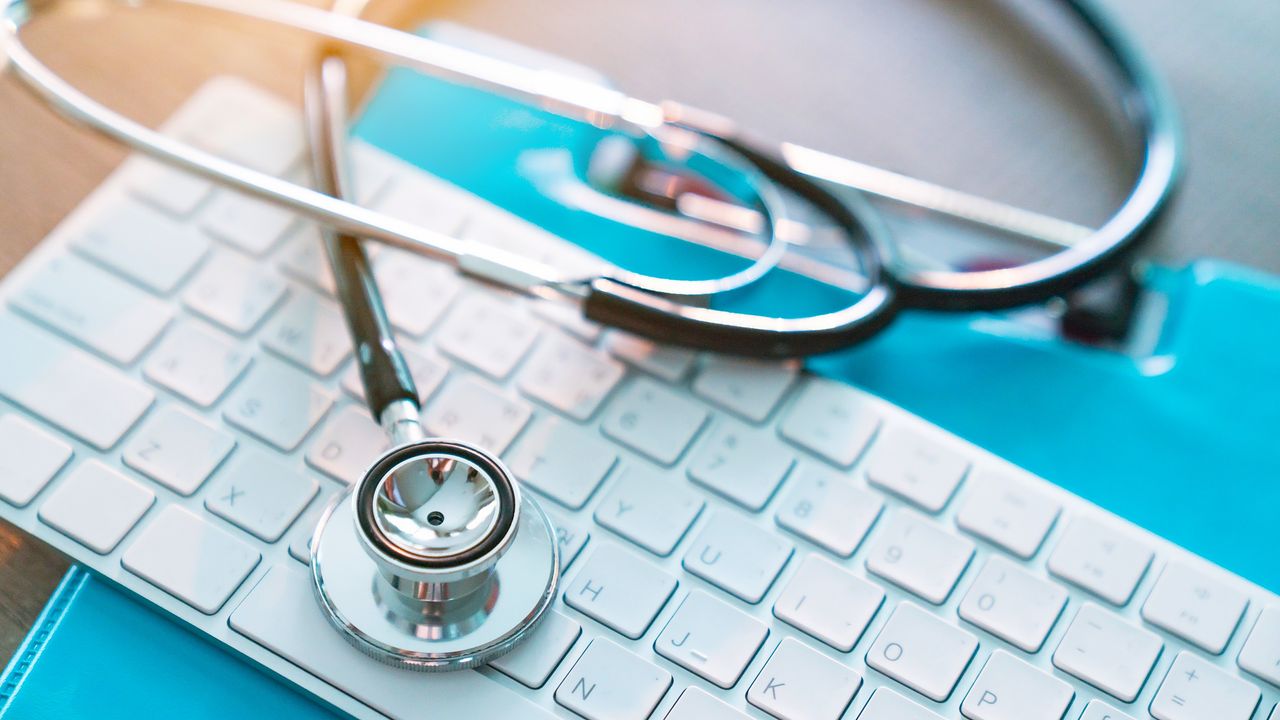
xmin=869 ymin=0 xmax=1180 ymax=311
xmin=584 ymin=276 xmax=899 ymax=359
xmin=304 ymin=53 xmax=419 ymax=423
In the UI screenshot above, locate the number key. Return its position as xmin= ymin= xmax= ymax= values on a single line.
xmin=688 ymin=420 xmax=794 ymax=511
xmin=775 ymin=465 xmax=882 ymax=557
xmin=602 ymin=377 xmax=708 ymax=465
xmin=866 ymin=510 xmax=974 ymax=605
xmin=957 ymin=556 xmax=1067 ymax=653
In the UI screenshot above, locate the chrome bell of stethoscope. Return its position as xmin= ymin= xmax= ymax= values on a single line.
xmin=302 ymin=54 xmax=557 ymax=670
xmin=309 ymin=402 xmax=559 ymax=671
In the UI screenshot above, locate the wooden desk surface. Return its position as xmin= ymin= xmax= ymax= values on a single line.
xmin=1 ymin=0 xmax=1277 ymax=668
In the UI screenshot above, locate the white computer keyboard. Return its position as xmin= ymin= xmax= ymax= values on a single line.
xmin=0 ymin=77 xmax=1277 ymax=720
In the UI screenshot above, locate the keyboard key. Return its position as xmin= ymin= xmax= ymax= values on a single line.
xmin=866 ymin=602 xmax=978 ymax=702
xmin=373 ymin=171 xmax=470 ymax=236
xmin=1150 ymin=651 xmax=1260 ymax=720
xmin=1052 ymin=602 xmax=1162 ymax=702
xmin=773 ymin=554 xmax=884 ymax=652
xmin=687 ymin=420 xmax=794 ymax=511
xmin=603 ymin=331 xmax=695 ymax=382
xmin=223 ymin=359 xmax=333 ymax=452
xmin=276 ymin=227 xmax=337 ymax=295
xmin=957 ymin=555 xmax=1067 ymax=653
xmin=372 ymin=248 xmax=463 ymax=337
xmin=182 ymin=250 xmax=287 ymax=334
xmin=517 ymin=332 xmax=624 ymax=420
xmin=692 ymin=356 xmax=797 ymax=422
xmin=550 ymin=513 xmax=589 ymax=569
xmin=143 ymin=320 xmax=250 ymax=406
xmin=505 ymin=416 xmax=616 ymax=509
xmin=435 ymin=293 xmax=540 ymax=379
xmin=490 ymin=610 xmax=581 ymax=689
xmin=205 ymin=447 xmax=318 ymax=542
xmin=683 ymin=512 xmax=793 ymax=604
xmin=305 ymin=405 xmax=387 ymax=485
xmin=960 ymin=650 xmax=1074 ymax=720
xmin=1079 ymin=700 xmax=1137 ymax=720
xmin=864 ymin=426 xmax=968 ymax=513
xmin=261 ymin=288 xmax=352 ymax=376
xmin=747 ymin=637 xmax=862 ymax=720
xmin=779 ymin=378 xmax=880 ymax=467
xmin=858 ymin=688 xmax=944 ymax=720
xmin=1237 ymin=605 xmax=1280 ymax=687
xmin=565 ymin=542 xmax=677 ymax=639
xmin=73 ymin=197 xmax=209 ymax=294
xmin=38 ymin=460 xmax=154 ymax=554
xmin=775 ymin=465 xmax=882 ymax=557
xmin=1141 ymin=563 xmax=1248 ymax=655
xmin=0 ymin=415 xmax=72 ymax=507
xmin=0 ymin=314 xmax=154 ymax=450
xmin=201 ymin=191 xmax=296 ymax=256
xmin=122 ymin=406 xmax=235 ymax=496
xmin=10 ymin=254 xmax=172 ymax=365
xmin=666 ymin=688 xmax=750 ymax=720
xmin=422 ymin=376 xmax=531 ymax=455
xmin=594 ymin=464 xmax=703 ymax=556
xmin=602 ymin=377 xmax=709 ymax=465
xmin=555 ymin=638 xmax=672 ymax=720
xmin=177 ymin=79 xmax=304 ymax=176
xmin=341 ymin=344 xmax=447 ymax=404
xmin=656 ymin=590 xmax=768 ymax=688
xmin=229 ymin=564 xmax=553 ymax=718
xmin=287 ymin=494 xmax=333 ymax=565
xmin=531 ymin=298 xmax=601 ymax=343
xmin=1048 ymin=516 xmax=1153 ymax=605
xmin=956 ymin=469 xmax=1060 ymax=558
xmin=124 ymin=505 xmax=260 ymax=614
xmin=865 ymin=510 xmax=973 ymax=604
xmin=121 ymin=156 xmax=212 ymax=216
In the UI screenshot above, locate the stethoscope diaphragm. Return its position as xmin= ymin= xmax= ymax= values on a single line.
xmin=310 ymin=439 xmax=559 ymax=671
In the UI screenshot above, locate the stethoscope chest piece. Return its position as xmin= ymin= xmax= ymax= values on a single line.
xmin=310 ymin=439 xmax=559 ymax=671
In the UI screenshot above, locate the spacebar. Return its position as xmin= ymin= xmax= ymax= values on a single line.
xmin=229 ymin=564 xmax=554 ymax=720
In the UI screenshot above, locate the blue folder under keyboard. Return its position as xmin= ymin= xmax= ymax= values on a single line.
xmin=3 ymin=57 xmax=1278 ymax=719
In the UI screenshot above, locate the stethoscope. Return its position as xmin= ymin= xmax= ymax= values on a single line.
xmin=2 ymin=0 xmax=1180 ymax=670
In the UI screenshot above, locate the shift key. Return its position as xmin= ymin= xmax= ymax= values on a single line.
xmin=0 ymin=313 xmax=154 ymax=450
xmin=9 ymin=254 xmax=171 ymax=365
